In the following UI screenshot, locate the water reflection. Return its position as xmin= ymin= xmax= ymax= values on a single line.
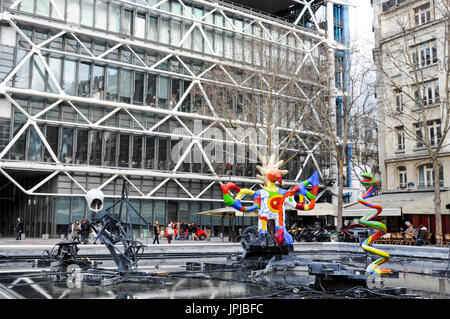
xmin=0 ymin=251 xmax=448 ymax=299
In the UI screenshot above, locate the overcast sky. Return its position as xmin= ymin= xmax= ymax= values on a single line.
xmin=349 ymin=0 xmax=375 ymax=54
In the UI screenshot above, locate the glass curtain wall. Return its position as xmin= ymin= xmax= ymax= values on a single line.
xmin=75 ymin=129 xmax=88 ymax=164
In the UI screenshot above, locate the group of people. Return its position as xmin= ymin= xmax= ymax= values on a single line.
xmin=401 ymin=221 xmax=430 ymax=246
xmin=68 ymin=218 xmax=94 ymax=244
xmin=152 ymin=221 xmax=199 ymax=244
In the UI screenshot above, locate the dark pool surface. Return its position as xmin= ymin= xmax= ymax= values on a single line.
xmin=0 ymin=252 xmax=449 ymax=299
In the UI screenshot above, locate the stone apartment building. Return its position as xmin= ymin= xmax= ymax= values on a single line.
xmin=373 ymin=0 xmax=450 ymax=233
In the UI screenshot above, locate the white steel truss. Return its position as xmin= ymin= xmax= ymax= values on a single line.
xmin=0 ymin=0 xmax=346 ymax=201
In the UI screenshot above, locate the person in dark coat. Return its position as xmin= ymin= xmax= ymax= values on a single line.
xmin=153 ymin=221 xmax=160 ymax=244
xmin=15 ymin=217 xmax=24 ymax=240
xmin=80 ymin=218 xmax=91 ymax=244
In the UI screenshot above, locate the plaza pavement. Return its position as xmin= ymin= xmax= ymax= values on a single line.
xmin=0 ymin=235 xmax=448 ymax=261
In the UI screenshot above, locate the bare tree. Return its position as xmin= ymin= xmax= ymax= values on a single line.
xmin=351 ymin=115 xmax=380 ymax=185
xmin=376 ymin=0 xmax=449 ymax=242
xmin=207 ymin=25 xmax=330 ymax=184
xmin=302 ymin=46 xmax=378 ymax=231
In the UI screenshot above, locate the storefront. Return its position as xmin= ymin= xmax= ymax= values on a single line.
xmin=401 ymin=191 xmax=450 ymax=234
xmin=343 ymin=191 xmax=450 ymax=233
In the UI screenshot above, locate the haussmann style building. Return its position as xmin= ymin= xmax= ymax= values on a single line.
xmin=372 ymin=0 xmax=450 ymax=234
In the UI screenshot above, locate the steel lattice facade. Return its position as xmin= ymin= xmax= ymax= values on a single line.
xmin=0 ymin=0 xmax=348 ymax=237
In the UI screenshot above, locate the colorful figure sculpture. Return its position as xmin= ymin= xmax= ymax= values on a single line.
xmin=221 ymin=154 xmax=319 ymax=246
xmin=358 ymin=173 xmax=391 ymax=275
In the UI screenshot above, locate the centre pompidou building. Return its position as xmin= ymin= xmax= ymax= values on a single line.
xmin=0 ymin=0 xmax=350 ymax=237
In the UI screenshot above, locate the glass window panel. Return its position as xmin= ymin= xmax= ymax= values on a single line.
xmin=44 ymin=126 xmax=58 ymax=162
xmin=142 ymin=200 xmax=153 ymax=222
xmin=120 ymin=69 xmax=132 ymax=103
xmin=95 ymin=1 xmax=108 ymax=29
xmin=31 ymin=54 xmax=46 ymax=91
xmin=171 ymin=20 xmax=181 ymax=46
xmin=81 ymin=0 xmax=93 ymax=26
xmin=119 ymin=134 xmax=130 ymax=167
xmin=154 ymin=200 xmax=166 ymax=224
xmin=104 ymin=131 xmax=116 ymax=166
xmin=28 ymin=126 xmax=43 ymax=162
xmin=158 ymin=76 xmax=169 ymax=107
xmin=160 ymin=18 xmax=170 ymax=44
xmin=193 ymin=17 xmax=202 ymax=52
xmin=10 ymin=122 xmax=26 ymax=160
xmin=123 ymin=10 xmax=133 ymax=35
xmin=130 ymin=200 xmax=142 ymax=225
xmin=89 ymin=130 xmax=102 ymax=165
xmin=15 ymin=49 xmax=30 ymax=89
xmin=134 ymin=72 xmax=144 ymax=104
xmin=148 ymin=16 xmax=158 ymax=41
xmin=109 ymin=5 xmax=121 ymax=33
xmin=132 ymin=135 xmax=143 ymax=168
xmin=48 ymin=56 xmax=62 ymax=93
xmin=158 ymin=137 xmax=167 ymax=170
xmin=136 ymin=12 xmax=146 ymax=38
xmin=36 ymin=0 xmax=50 ymax=16
xmin=145 ymin=136 xmax=155 ymax=169
xmin=20 ymin=0 xmax=34 ymax=13
xmin=171 ymin=78 xmax=180 ymax=108
xmin=172 ymin=2 xmax=182 ymax=15
xmin=65 ymin=38 xmax=78 ymax=53
xmin=205 ymin=28 xmax=214 ymax=54
xmin=225 ymin=33 xmax=233 ymax=59
xmin=51 ymin=0 xmax=66 ymax=19
xmin=160 ymin=1 xmax=169 ymax=11
xmin=106 ymin=66 xmax=118 ymax=101
xmin=71 ymin=198 xmax=85 ymax=222
xmin=146 ymin=74 xmax=156 ymax=105
xmin=181 ymin=80 xmax=191 ymax=112
xmin=66 ymin=0 xmax=80 ymax=23
xmin=78 ymin=62 xmax=91 ymax=97
xmin=56 ymin=197 xmax=70 ymax=233
xmin=63 ymin=59 xmax=76 ymax=95
xmin=183 ymin=24 xmax=192 ymax=49
xmin=75 ymin=129 xmax=88 ymax=164
xmin=93 ymin=64 xmax=104 ymax=99
xmin=60 ymin=127 xmax=74 ymax=163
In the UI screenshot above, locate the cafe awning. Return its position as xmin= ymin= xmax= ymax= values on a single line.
xmin=343 ymin=190 xmax=450 ymax=217
xmin=296 ymin=203 xmax=337 ymax=216
xmin=402 ymin=190 xmax=450 ymax=215
xmin=197 ymin=207 xmax=258 ymax=218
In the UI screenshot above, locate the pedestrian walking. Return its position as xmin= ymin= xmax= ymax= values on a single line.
xmin=71 ymin=220 xmax=81 ymax=243
xmin=176 ymin=223 xmax=182 ymax=240
xmin=65 ymin=222 xmax=72 ymax=240
xmin=167 ymin=223 xmax=174 ymax=244
xmin=153 ymin=221 xmax=160 ymax=244
xmin=80 ymin=218 xmax=91 ymax=244
xmin=15 ymin=217 xmax=23 ymax=240
xmin=181 ymin=223 xmax=188 ymax=240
